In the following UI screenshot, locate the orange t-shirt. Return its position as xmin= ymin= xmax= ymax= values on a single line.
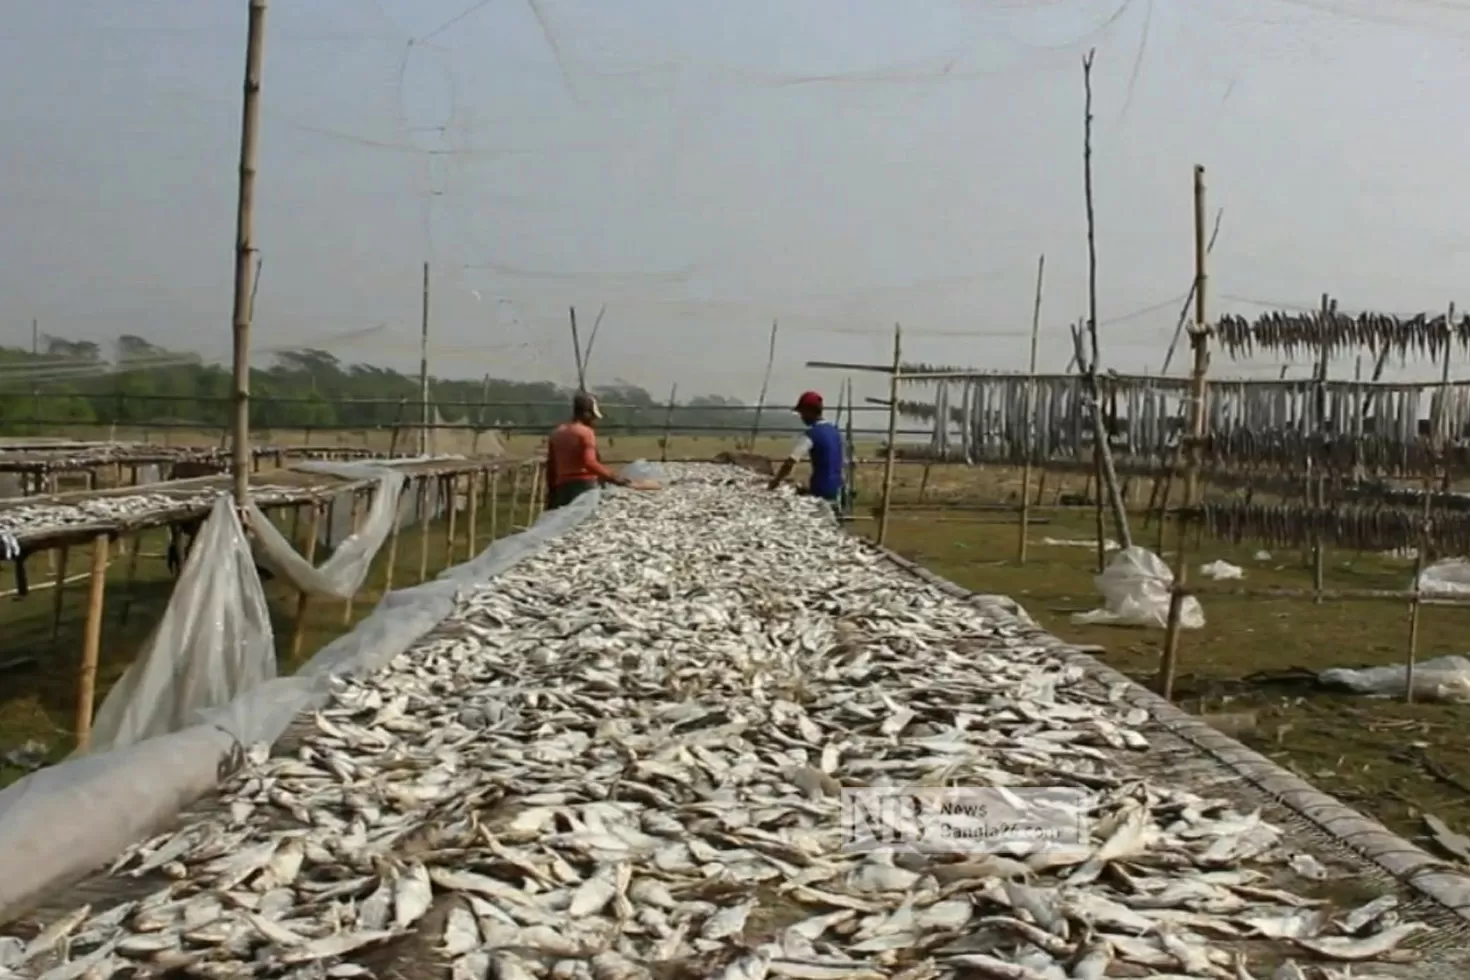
xmin=546 ymin=421 xmax=618 ymax=488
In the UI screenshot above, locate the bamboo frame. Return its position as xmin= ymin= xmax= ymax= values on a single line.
xmin=74 ymin=533 xmax=110 ymax=750
xmin=466 ymin=467 xmax=481 ymax=559
xmin=341 ymin=489 xmax=365 ymax=625
xmin=877 ymin=325 xmax=903 ymax=547
xmin=289 ymin=504 xmax=321 ymax=660
xmin=417 ymin=477 xmax=431 ymax=583
xmin=443 ymin=475 xmax=458 ymax=572
xmin=1018 ymin=253 xmax=1045 ymax=564
xmin=382 ymin=483 xmax=403 ymax=595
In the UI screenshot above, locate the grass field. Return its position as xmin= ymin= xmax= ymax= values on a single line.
xmin=3 ymin=429 xmax=1468 ymax=860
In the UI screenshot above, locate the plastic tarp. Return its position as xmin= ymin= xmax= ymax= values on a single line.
xmin=87 ymin=497 xmax=276 ymax=753
xmin=1416 ymin=558 xmax=1470 ymax=598
xmin=249 ymin=460 xmax=419 ymax=601
xmin=1319 ymin=655 xmax=1470 ymax=702
xmin=1071 ymin=545 xmax=1205 ymax=630
xmin=0 ymin=460 xmax=661 ymax=921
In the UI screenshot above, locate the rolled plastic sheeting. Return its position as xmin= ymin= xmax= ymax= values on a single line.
xmin=87 ymin=497 xmax=276 ymax=753
xmin=1319 ymin=655 xmax=1470 ymax=703
xmin=1071 ymin=545 xmax=1205 ymax=630
xmin=0 ymin=461 xmax=659 ymax=923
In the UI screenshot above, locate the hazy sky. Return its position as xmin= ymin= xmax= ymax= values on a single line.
xmin=4 ymin=0 xmax=1470 ymax=405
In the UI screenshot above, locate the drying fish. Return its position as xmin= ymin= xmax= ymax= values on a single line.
xmin=0 ymin=465 xmax=1446 ymax=979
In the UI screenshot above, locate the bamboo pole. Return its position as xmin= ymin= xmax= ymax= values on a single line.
xmin=1159 ymin=585 xmax=1185 ymax=700
xmin=229 ymin=0 xmax=267 ymax=506
xmin=1184 ymin=164 xmax=1210 ymax=509
xmin=489 ymin=468 xmax=500 ymax=540
xmin=1078 ymin=52 xmax=1131 ymax=558
xmin=877 ymin=325 xmax=903 ymax=547
xmin=1407 ymin=301 xmax=1458 ymax=703
xmin=1018 ymin=253 xmax=1045 ymax=564
xmin=843 ymin=377 xmax=857 ymax=512
xmin=467 ymin=468 xmax=481 ymax=559
xmin=570 ymin=306 xmax=586 ymax=391
xmin=290 ymin=505 xmax=321 ymax=660
xmin=416 ymin=478 xmax=431 ymax=582
xmin=749 ymin=320 xmax=778 ymax=449
xmin=1310 ymin=293 xmax=1330 ymax=599
xmin=443 ymin=476 xmax=458 ymax=571
xmin=525 ymin=462 xmax=542 ymax=527
xmin=74 ymin=533 xmax=110 ymax=751
xmin=341 ymin=490 xmax=364 ymax=625
xmin=419 ymin=262 xmax=431 ymax=457
xmin=382 ymin=489 xmax=402 ymax=595
xmin=50 ymin=544 xmax=70 ymax=651
xmin=509 ymin=463 xmax=523 ymax=530
xmin=659 ymin=383 xmax=678 ymax=462
xmin=117 ymin=528 xmax=143 ymax=626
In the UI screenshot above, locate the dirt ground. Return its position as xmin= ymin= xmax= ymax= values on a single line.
xmin=3 ymin=433 xmax=1468 ymax=860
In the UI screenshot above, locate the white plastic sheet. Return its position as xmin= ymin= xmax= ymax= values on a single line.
xmin=87 ymin=497 xmax=276 ymax=754
xmin=249 ymin=460 xmax=413 ymax=601
xmin=1416 ymin=558 xmax=1470 ymax=598
xmin=1319 ymin=655 xmax=1470 ymax=702
xmin=1071 ymin=546 xmax=1205 ymax=630
xmin=1199 ymin=560 xmax=1244 ymax=581
xmin=0 ymin=463 xmax=656 ymax=922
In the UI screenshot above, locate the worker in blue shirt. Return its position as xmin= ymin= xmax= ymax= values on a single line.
xmin=767 ymin=390 xmax=845 ymax=506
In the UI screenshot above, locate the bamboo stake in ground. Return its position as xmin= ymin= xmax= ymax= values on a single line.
xmin=489 ymin=468 xmax=500 ymax=540
xmin=290 ymin=505 xmax=321 ymax=660
xmin=1078 ymin=52 xmax=1131 ymax=558
xmin=1184 ymin=164 xmax=1211 ymax=509
xmin=341 ymin=490 xmax=365 ymax=625
xmin=749 ymin=320 xmax=778 ymax=449
xmin=466 ymin=468 xmax=481 ymax=559
xmin=1310 ymin=293 xmax=1331 ymax=599
xmin=877 ymin=325 xmax=903 ymax=547
xmin=443 ymin=476 xmax=458 ymax=572
xmin=1018 ymin=252 xmax=1046 ymax=564
xmin=509 ymin=464 xmax=523 ymax=531
xmin=50 ymin=544 xmax=70 ymax=651
xmin=659 ymin=383 xmax=678 ymax=462
xmin=382 ymin=487 xmax=402 ymax=595
xmin=117 ymin=528 xmax=143 ymax=627
xmin=417 ymin=479 xmax=431 ymax=582
xmin=525 ymin=462 xmax=542 ymax=527
xmin=1159 ymin=585 xmax=1186 ymax=700
xmin=74 ymin=533 xmax=111 ymax=751
xmin=228 ymin=0 xmax=267 ymax=506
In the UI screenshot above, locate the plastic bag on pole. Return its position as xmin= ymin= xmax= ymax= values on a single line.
xmin=1071 ymin=545 xmax=1204 ymax=630
xmin=86 ymin=496 xmax=276 ymax=754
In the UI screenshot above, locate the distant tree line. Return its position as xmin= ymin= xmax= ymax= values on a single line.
xmin=0 ymin=335 xmax=802 ymax=437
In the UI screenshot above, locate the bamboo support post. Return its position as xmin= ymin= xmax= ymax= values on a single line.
xmin=509 ymin=464 xmax=523 ymax=530
xmin=1184 ymin=164 xmax=1211 ymax=509
xmin=750 ymin=320 xmax=778 ymax=449
xmin=290 ymin=505 xmax=321 ymax=660
xmin=50 ymin=544 xmax=70 ymax=650
xmin=1158 ymin=585 xmax=1186 ymax=700
xmin=417 ymin=478 xmax=431 ymax=583
xmin=659 ymin=383 xmax=678 ymax=462
xmin=382 ymin=490 xmax=402 ymax=595
xmin=117 ymin=529 xmax=143 ymax=627
xmin=490 ymin=469 xmax=500 ymax=540
xmin=75 ymin=533 xmax=110 ymax=751
xmin=443 ymin=476 xmax=458 ymax=571
xmin=341 ymin=490 xmax=365 ymax=625
xmin=1018 ymin=253 xmax=1045 ymax=564
xmin=467 ymin=468 xmax=481 ymax=559
xmin=1407 ymin=484 xmax=1431 ymax=705
xmin=877 ymin=325 xmax=903 ymax=547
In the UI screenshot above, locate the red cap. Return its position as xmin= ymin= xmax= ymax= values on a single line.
xmin=794 ymin=391 xmax=823 ymax=413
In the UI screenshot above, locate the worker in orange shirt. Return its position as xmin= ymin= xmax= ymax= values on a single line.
xmin=544 ymin=392 xmax=651 ymax=509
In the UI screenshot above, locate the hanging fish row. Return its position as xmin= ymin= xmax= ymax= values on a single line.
xmin=1184 ymin=502 xmax=1470 ymax=553
xmin=897 ymin=377 xmax=1470 ymax=474
xmin=1215 ymin=311 xmax=1470 ymax=360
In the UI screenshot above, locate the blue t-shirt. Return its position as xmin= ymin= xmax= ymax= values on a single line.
xmin=789 ymin=420 xmax=844 ymax=499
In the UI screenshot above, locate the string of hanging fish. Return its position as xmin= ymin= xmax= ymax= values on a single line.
xmin=1215 ymin=310 xmax=1470 ymax=361
xmin=1183 ymin=500 xmax=1470 ymax=554
xmin=894 ymin=372 xmax=1470 ymax=476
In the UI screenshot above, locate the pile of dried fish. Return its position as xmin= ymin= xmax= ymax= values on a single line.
xmin=2 ymin=465 xmax=1440 ymax=978
xmin=0 ymin=487 xmax=299 ymax=540
xmin=1186 ymin=500 xmax=1470 ymax=554
xmin=1216 ymin=311 xmax=1470 ymax=361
